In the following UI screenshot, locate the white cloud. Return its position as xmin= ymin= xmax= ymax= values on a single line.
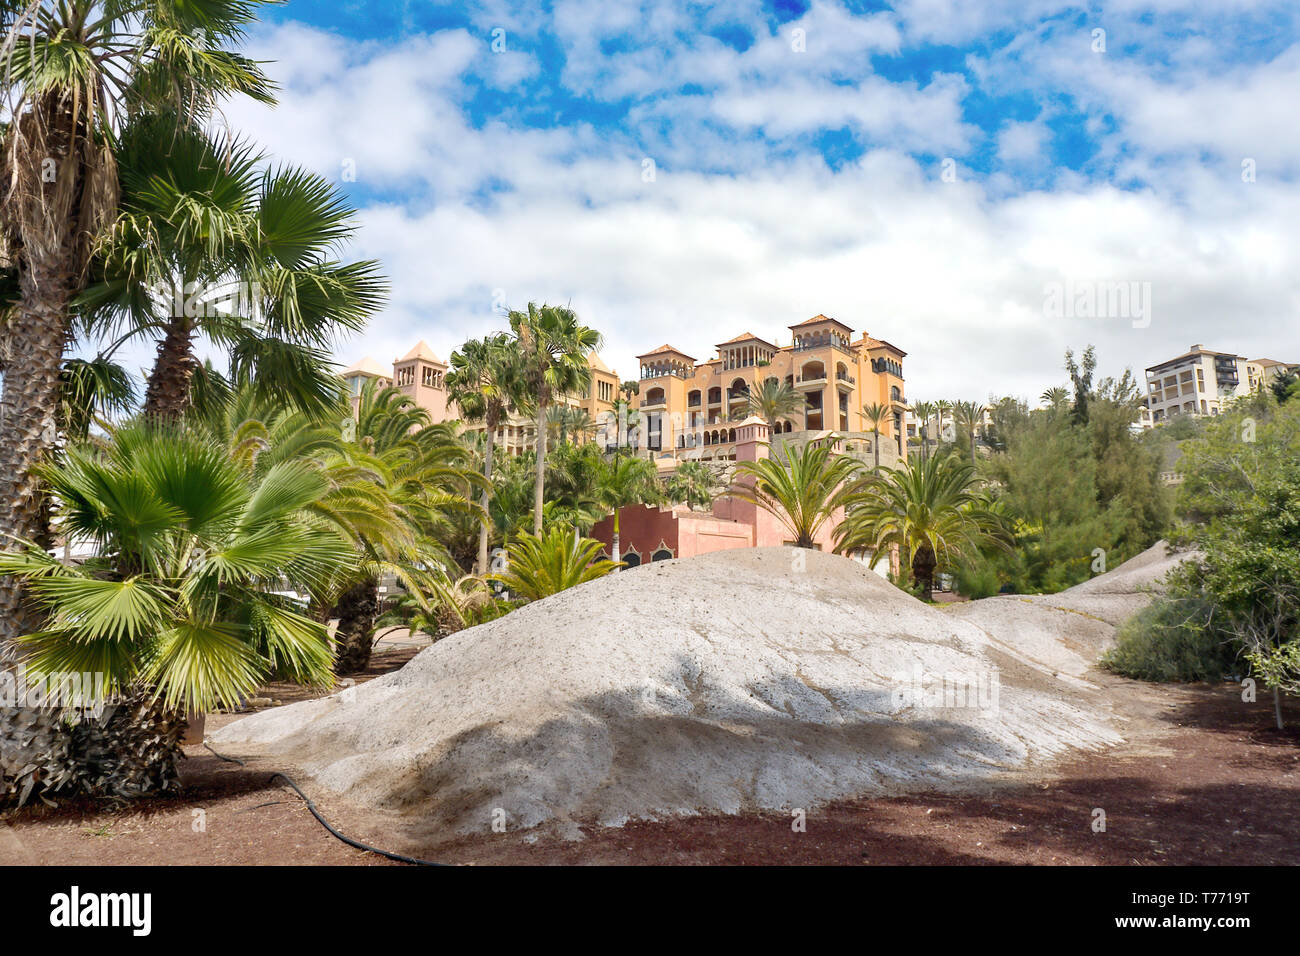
xmin=189 ymin=14 xmax=1300 ymax=408
xmin=997 ymin=119 xmax=1048 ymax=164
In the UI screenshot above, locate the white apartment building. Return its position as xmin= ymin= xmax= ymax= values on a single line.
xmin=1143 ymin=345 xmax=1270 ymax=424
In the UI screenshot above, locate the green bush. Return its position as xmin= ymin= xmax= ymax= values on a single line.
xmin=952 ymin=554 xmax=1001 ymax=599
xmin=1101 ymin=594 xmax=1240 ymax=682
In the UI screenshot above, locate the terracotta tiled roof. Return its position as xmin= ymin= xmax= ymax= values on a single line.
xmin=856 ymin=334 xmax=907 ymax=357
xmin=717 ymin=331 xmax=779 ymax=350
xmin=637 ymin=344 xmax=697 ymax=360
xmin=789 ymin=314 xmax=853 ymax=333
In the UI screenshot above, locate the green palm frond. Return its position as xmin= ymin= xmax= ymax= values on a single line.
xmin=835 ymin=451 xmax=1013 ymax=593
xmin=1 ymin=420 xmax=356 ymax=712
xmin=732 ymin=441 xmax=860 ymax=549
xmin=489 ymin=526 xmax=621 ymax=601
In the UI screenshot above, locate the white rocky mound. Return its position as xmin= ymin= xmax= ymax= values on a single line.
xmin=212 ymin=543 xmax=1184 ymax=839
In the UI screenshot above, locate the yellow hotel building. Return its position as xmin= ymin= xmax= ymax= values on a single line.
xmin=630 ymin=314 xmax=908 ymax=467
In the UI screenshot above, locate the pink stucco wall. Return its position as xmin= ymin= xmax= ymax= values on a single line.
xmin=589 ymin=420 xmax=858 ymax=563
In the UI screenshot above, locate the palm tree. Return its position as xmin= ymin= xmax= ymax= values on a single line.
xmin=0 ymin=422 xmax=352 ymax=797
xmin=955 ymin=400 xmax=989 ymax=467
xmin=746 ymin=377 xmax=803 ymax=434
xmin=509 ymin=303 xmax=601 ymax=535
xmin=836 ymin=451 xmax=1011 ymax=600
xmin=606 ymin=395 xmax=641 ymax=458
xmin=0 ymin=0 xmax=277 ymax=646
xmin=597 ymin=455 xmax=664 ymax=564
xmin=861 ymin=401 xmax=890 ymax=471
xmin=489 ymin=526 xmax=621 ymax=601
xmin=447 ymin=333 xmax=523 ymax=575
xmin=732 ymin=440 xmax=860 ymax=549
xmin=80 ymin=112 xmax=386 ymax=422
xmin=665 ymin=461 xmax=721 ymax=511
xmin=911 ymin=400 xmax=936 ymax=465
xmin=322 ymin=383 xmax=482 ymax=672
xmin=546 ymin=404 xmax=597 ymax=447
xmin=197 ymin=381 xmax=483 ymax=673
xmin=1040 ymin=386 xmax=1069 ymax=412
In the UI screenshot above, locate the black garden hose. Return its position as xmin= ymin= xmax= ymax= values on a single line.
xmin=203 ymin=742 xmax=447 ymax=867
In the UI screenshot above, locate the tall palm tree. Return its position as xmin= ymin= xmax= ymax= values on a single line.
xmin=607 ymin=395 xmax=641 ymax=459
xmin=955 ymin=400 xmax=989 ymax=467
xmin=911 ymin=400 xmax=936 ymax=465
xmin=447 ymin=333 xmax=523 ymax=575
xmin=0 ymin=0 xmax=277 ymax=647
xmin=862 ymin=401 xmax=890 ymax=471
xmin=597 ymin=455 xmax=664 ymax=563
xmin=836 ymin=451 xmax=1011 ymax=600
xmin=79 ymin=112 xmax=386 ymax=422
xmin=509 ymin=303 xmax=601 ymax=535
xmin=732 ymin=440 xmax=860 ymax=549
xmin=746 ymin=377 xmax=803 ymax=434
xmin=546 ymin=404 xmax=597 ymax=447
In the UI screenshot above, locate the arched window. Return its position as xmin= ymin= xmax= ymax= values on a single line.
xmin=652 ymin=548 xmax=673 ymax=562
xmin=622 ymin=550 xmax=642 ymax=568
xmin=801 ymin=361 xmax=825 ymax=381
xmin=688 ymin=390 xmax=701 ymax=407
xmin=708 ymin=387 xmax=722 ymax=404
xmin=728 ymin=428 xmax=737 ymax=443
xmin=891 ymin=385 xmax=901 ymax=401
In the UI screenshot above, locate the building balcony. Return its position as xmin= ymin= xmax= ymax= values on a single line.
xmin=794 ymin=375 xmax=827 ymax=388
xmin=639 ymin=369 xmax=693 ymax=381
xmin=640 ymin=397 xmax=667 ymax=409
xmin=835 ymin=372 xmax=855 ymax=389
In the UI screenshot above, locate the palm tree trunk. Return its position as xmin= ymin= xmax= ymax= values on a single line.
xmin=0 ymin=259 xmax=72 ymax=651
xmin=873 ymin=431 xmax=881 ymax=471
xmin=143 ymin=318 xmax=197 ymax=422
xmin=913 ymin=545 xmax=937 ymax=602
xmin=533 ymin=399 xmax=548 ymax=536
xmin=611 ymin=509 xmax=621 ymax=565
xmin=478 ymin=427 xmax=495 ymax=575
xmin=332 ymin=577 xmax=379 ymax=675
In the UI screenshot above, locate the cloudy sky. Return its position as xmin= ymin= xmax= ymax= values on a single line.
xmin=206 ymin=0 xmax=1299 ymax=403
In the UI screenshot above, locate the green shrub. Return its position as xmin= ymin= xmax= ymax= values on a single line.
xmin=952 ymin=554 xmax=1001 ymax=599
xmin=1101 ymin=594 xmax=1240 ymax=682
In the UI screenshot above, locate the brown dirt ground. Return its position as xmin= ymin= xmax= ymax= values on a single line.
xmin=2 ymin=651 xmax=1297 ymax=866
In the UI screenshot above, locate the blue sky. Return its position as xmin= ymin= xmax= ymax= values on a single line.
xmin=195 ymin=0 xmax=1300 ymax=401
